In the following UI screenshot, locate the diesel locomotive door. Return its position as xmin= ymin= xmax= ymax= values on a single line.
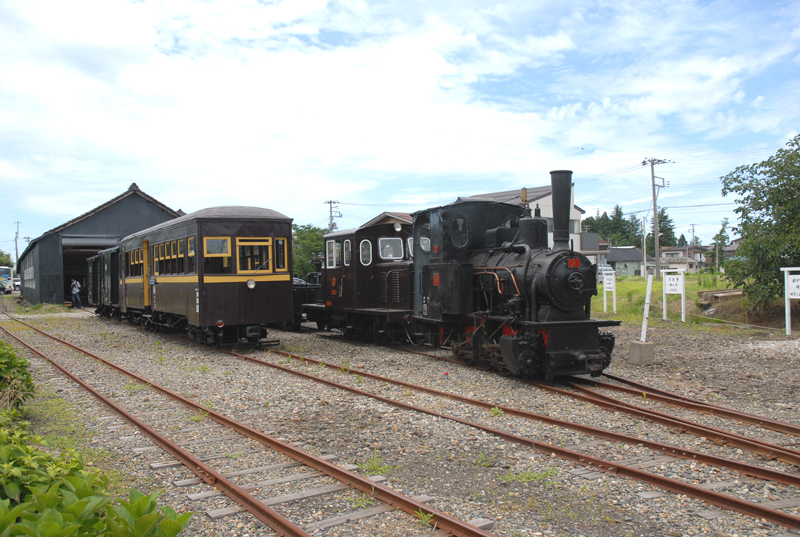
xmin=324 ymin=236 xmax=355 ymax=310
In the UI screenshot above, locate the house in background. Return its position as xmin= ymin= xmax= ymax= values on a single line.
xmin=607 ymin=246 xmax=655 ymax=276
xmin=661 ymin=246 xmax=708 ymax=273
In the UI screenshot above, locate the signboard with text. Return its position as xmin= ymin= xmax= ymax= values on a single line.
xmin=782 ymin=268 xmax=800 ymax=335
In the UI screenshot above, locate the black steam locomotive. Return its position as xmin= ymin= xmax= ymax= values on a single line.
xmin=303 ymin=171 xmax=620 ymax=380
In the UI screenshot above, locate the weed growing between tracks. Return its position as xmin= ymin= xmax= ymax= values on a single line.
xmin=24 ymin=387 xmax=145 ymax=497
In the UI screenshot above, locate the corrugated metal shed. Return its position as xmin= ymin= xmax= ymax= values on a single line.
xmin=19 ymin=184 xmax=182 ymax=305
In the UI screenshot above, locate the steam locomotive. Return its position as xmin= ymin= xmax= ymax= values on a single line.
xmin=302 ymin=170 xmax=620 ymax=380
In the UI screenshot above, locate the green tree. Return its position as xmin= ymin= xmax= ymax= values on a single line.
xmin=292 ymin=223 xmax=326 ymax=279
xmin=583 ymin=206 xmax=639 ymax=246
xmin=0 ymin=249 xmax=13 ymax=269
xmin=704 ymin=218 xmax=730 ymax=271
xmin=645 ymin=208 xmax=677 ymax=256
xmin=677 ymin=234 xmax=688 ymax=247
xmin=721 ymin=134 xmax=800 ymax=311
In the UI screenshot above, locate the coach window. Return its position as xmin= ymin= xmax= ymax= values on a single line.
xmin=153 ymin=246 xmax=158 ymax=275
xmin=343 ymin=240 xmax=351 ymax=266
xmin=177 ymin=240 xmax=184 ymax=273
xmin=204 ymin=236 xmax=232 ymax=274
xmin=378 ymin=237 xmax=403 ymax=260
xmin=237 ymin=237 xmax=272 ymax=273
xmin=450 ymin=217 xmax=470 ymax=248
xmin=188 ymin=237 xmax=196 ymax=273
xmin=170 ymin=241 xmax=177 ymax=274
xmin=360 ymin=240 xmax=372 ymax=266
xmin=274 ymin=238 xmax=287 ymax=271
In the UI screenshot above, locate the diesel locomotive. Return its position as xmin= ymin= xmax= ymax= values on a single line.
xmin=303 ymin=170 xmax=621 ymax=380
xmin=88 ymin=206 xmax=294 ymax=346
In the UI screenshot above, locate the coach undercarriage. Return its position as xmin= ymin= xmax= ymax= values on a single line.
xmin=95 ymin=305 xmax=277 ymax=348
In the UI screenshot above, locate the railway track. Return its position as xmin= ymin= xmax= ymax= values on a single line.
xmin=258 ymin=330 xmax=800 ymax=531
xmin=0 ymin=311 xmax=496 ymax=537
xmin=8 ymin=308 xmax=800 ymax=534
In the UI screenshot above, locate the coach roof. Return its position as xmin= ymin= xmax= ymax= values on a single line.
xmin=120 ymin=206 xmax=292 ymax=242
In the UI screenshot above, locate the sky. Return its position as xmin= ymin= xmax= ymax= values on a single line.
xmin=2 ymin=0 xmax=799 ymax=265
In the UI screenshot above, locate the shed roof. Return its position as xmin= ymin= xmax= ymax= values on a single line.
xmin=46 ymin=183 xmax=183 ymax=235
xmin=19 ymin=183 xmax=183 ymax=264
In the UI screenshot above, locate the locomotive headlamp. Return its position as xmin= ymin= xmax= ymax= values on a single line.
xmin=246 ymin=279 xmax=256 ymax=289
xmin=394 ymin=223 xmax=402 ymax=232
xmin=217 ymin=320 xmax=224 ymax=328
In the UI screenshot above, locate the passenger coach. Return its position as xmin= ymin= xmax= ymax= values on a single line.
xmin=90 ymin=206 xmax=293 ymax=346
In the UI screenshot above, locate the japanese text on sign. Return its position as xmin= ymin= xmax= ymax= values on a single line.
xmin=665 ymin=274 xmax=683 ymax=295
xmin=789 ymin=275 xmax=800 ymax=299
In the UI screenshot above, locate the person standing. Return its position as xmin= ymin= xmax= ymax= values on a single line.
xmin=70 ymin=279 xmax=83 ymax=309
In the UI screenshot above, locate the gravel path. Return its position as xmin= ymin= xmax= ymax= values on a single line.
xmin=4 ymin=309 xmax=800 ymax=537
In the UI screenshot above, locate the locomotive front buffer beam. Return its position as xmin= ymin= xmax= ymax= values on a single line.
xmin=498 ymin=321 xmax=619 ymax=381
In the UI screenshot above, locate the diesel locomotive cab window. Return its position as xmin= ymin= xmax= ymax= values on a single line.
xmin=326 ymin=240 xmax=342 ymax=268
xmin=343 ymin=240 xmax=351 ymax=266
xmin=204 ymin=237 xmax=233 ymax=274
xmin=360 ymin=240 xmax=372 ymax=266
xmin=237 ymin=238 xmax=272 ymax=273
xmin=407 ymin=238 xmax=413 ymax=258
xmin=378 ymin=237 xmax=403 ymax=260
xmin=450 ymin=217 xmax=470 ymax=248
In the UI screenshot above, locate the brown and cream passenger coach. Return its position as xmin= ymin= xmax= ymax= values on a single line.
xmin=88 ymin=206 xmax=293 ymax=346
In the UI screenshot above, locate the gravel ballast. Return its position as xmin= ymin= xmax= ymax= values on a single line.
xmin=4 ymin=308 xmax=800 ymax=537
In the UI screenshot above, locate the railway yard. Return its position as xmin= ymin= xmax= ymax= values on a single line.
xmin=2 ymin=306 xmax=800 ymax=537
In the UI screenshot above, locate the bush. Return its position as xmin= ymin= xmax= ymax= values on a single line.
xmin=0 ymin=342 xmax=35 ymax=410
xmin=0 ymin=410 xmax=192 ymax=536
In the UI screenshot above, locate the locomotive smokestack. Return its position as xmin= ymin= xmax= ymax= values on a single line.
xmin=550 ymin=170 xmax=573 ymax=251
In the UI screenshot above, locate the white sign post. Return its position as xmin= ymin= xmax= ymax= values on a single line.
xmin=781 ymin=267 xmax=800 ymax=336
xmin=662 ymin=269 xmax=686 ymax=323
xmin=603 ymin=273 xmax=616 ymax=313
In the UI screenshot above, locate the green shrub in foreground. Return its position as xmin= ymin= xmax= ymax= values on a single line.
xmin=0 ymin=410 xmax=192 ymax=536
xmin=0 ymin=342 xmax=35 ymax=410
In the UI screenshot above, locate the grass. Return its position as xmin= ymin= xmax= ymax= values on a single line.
xmin=23 ymin=388 xmax=144 ymax=497
xmin=592 ymin=272 xmax=789 ymax=331
xmin=357 ymin=449 xmax=399 ymax=476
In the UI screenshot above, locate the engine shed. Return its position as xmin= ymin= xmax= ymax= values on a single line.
xmin=18 ymin=184 xmax=182 ymax=306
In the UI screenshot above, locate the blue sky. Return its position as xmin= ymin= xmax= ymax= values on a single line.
xmin=2 ymin=0 xmax=799 ymax=264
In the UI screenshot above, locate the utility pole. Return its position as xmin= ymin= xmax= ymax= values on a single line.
xmin=14 ymin=220 xmax=20 ymax=274
xmin=641 ymin=217 xmax=647 ymax=275
xmin=324 ymin=200 xmax=342 ymax=231
xmin=642 ymin=158 xmax=672 ymax=280
xmin=688 ymin=223 xmax=696 ymax=245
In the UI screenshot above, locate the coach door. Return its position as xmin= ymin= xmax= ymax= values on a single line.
xmin=325 ymin=238 xmax=346 ymax=310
